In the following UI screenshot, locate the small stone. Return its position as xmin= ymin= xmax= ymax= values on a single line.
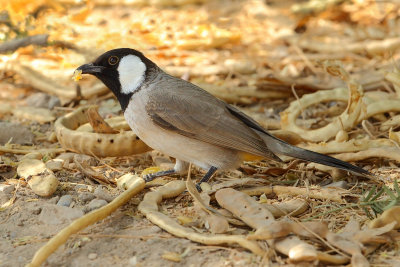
xmin=25 ymin=92 xmax=61 ymax=110
xmin=137 ymin=254 xmax=146 ymax=261
xmin=47 ymin=96 xmax=61 ymax=110
xmin=93 ymin=186 xmax=113 ymax=202
xmin=88 ymin=253 xmax=97 ymax=260
xmin=45 ymin=159 xmax=63 ymax=172
xmin=85 ymin=199 xmax=107 ymax=213
xmin=78 ymin=192 xmax=95 ymax=203
xmin=0 ymin=184 xmax=15 ymax=195
xmin=48 ymin=196 xmax=60 ymax=204
xmin=17 ymin=159 xmax=46 ymax=178
xmin=21 ymin=152 xmax=42 ymax=161
xmin=39 ymin=204 xmax=84 ymax=225
xmin=13 ymin=106 xmax=55 ymax=123
xmin=129 ymin=256 xmax=137 ymax=266
xmin=32 ymin=207 xmax=42 ymax=215
xmin=0 ymin=122 xmax=35 ymax=145
xmin=28 ymin=171 xmax=59 ymax=197
xmin=57 ymin=195 xmax=73 ymax=207
xmin=56 ymin=153 xmax=76 ymax=164
xmin=9 ymin=232 xmax=17 ymax=239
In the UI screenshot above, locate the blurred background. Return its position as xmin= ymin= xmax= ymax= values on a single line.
xmin=1 ymin=0 xmax=400 ymax=114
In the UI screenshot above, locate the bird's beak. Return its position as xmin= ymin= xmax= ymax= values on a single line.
xmin=76 ymin=63 xmax=103 ymax=74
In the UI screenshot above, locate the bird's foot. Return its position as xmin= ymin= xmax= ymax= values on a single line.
xmin=195 ymin=183 xmax=202 ymax=192
xmin=142 ymin=167 xmax=176 ymax=182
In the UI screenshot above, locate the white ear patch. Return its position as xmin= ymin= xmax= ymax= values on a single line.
xmin=117 ymin=55 xmax=146 ymax=94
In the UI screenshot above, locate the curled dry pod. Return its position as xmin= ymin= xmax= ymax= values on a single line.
xmin=54 ymin=106 xmax=151 ymax=157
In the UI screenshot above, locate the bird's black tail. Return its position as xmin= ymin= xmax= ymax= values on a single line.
xmin=261 ymin=132 xmax=373 ymax=177
xmin=225 ymin=104 xmax=373 ymax=178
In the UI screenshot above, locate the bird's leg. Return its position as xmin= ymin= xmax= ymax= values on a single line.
xmin=196 ymin=166 xmax=218 ymax=192
xmin=143 ymin=169 xmax=176 ymax=182
xmin=143 ymin=159 xmax=189 ymax=182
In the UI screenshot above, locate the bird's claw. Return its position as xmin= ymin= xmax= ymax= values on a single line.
xmin=195 ymin=183 xmax=202 ymax=192
xmin=143 ymin=173 xmax=156 ymax=182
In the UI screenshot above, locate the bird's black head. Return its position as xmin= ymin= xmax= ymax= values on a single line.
xmin=76 ymin=48 xmax=157 ymax=111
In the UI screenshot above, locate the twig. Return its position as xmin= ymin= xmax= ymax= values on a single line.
xmin=0 ymin=145 xmax=64 ymax=155
xmin=74 ymin=158 xmax=111 ymax=184
xmin=0 ymin=34 xmax=49 ymax=53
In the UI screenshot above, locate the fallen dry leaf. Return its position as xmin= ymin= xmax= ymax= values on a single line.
xmin=369 ymin=206 xmax=400 ymax=229
xmin=87 ymin=106 xmax=119 ymax=134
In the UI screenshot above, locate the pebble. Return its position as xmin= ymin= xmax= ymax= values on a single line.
xmin=129 ymin=256 xmax=137 ymax=266
xmin=13 ymin=106 xmax=55 ymax=123
xmin=49 ymin=196 xmax=60 ymax=204
xmin=32 ymin=207 xmax=42 ymax=215
xmin=9 ymin=232 xmax=17 ymax=239
xmin=56 ymin=153 xmax=76 ymax=166
xmin=17 ymin=159 xmax=46 ymax=178
xmin=28 ymin=171 xmax=59 ymax=197
xmin=25 ymin=92 xmax=61 ymax=110
xmin=17 ymin=159 xmax=59 ymax=197
xmin=88 ymin=253 xmax=97 ymax=260
xmin=39 ymin=204 xmax=84 ymax=225
xmin=0 ymin=184 xmax=15 ymax=195
xmin=94 ymin=186 xmax=113 ymax=202
xmin=136 ymin=254 xmax=147 ymax=261
xmin=20 ymin=152 xmax=42 ymax=161
xmin=84 ymin=199 xmax=108 ymax=213
xmin=0 ymin=122 xmax=35 ymax=145
xmin=78 ymin=192 xmax=95 ymax=203
xmin=57 ymin=195 xmax=73 ymax=207
xmin=45 ymin=159 xmax=64 ymax=171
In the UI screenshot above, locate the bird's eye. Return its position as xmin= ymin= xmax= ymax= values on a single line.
xmin=108 ymin=56 xmax=119 ymax=66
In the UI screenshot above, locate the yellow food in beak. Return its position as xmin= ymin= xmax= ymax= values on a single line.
xmin=72 ymin=69 xmax=83 ymax=82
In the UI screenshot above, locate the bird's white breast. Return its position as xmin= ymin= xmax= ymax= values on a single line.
xmin=117 ymin=55 xmax=146 ymax=94
xmin=123 ymin=89 xmax=241 ymax=171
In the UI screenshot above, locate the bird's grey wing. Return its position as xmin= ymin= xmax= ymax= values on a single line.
xmin=145 ymin=78 xmax=278 ymax=159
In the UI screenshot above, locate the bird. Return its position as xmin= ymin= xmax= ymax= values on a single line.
xmin=75 ymin=48 xmax=373 ymax=190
